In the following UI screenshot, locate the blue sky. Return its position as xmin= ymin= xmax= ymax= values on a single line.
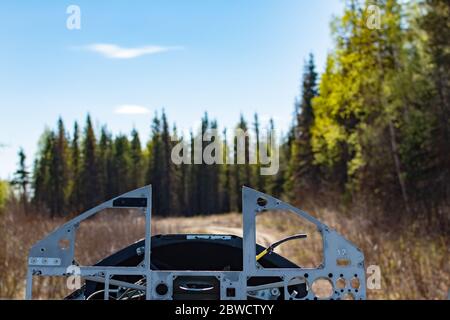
xmin=0 ymin=0 xmax=344 ymax=179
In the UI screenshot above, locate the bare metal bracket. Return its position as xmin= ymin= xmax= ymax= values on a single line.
xmin=26 ymin=185 xmax=366 ymax=300
xmin=26 ymin=186 xmax=153 ymax=299
xmin=242 ymin=187 xmax=366 ymax=300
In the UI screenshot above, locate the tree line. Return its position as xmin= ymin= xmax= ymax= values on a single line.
xmin=9 ymin=0 xmax=449 ymax=227
xmin=17 ymin=111 xmax=275 ymax=217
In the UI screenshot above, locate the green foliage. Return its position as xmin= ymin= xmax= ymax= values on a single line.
xmin=286 ymin=54 xmax=319 ymax=201
xmin=26 ymin=0 xmax=448 ymax=224
xmin=307 ymin=0 xmax=449 ymax=219
xmin=0 ymin=180 xmax=9 ymax=210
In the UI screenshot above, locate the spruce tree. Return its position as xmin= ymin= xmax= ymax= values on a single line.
xmin=130 ymin=128 xmax=144 ymax=189
xmin=146 ymin=113 xmax=164 ymax=215
xmin=97 ymin=126 xmax=114 ymax=200
xmin=419 ymin=0 xmax=450 ymax=212
xmin=69 ymin=122 xmax=82 ymax=213
xmin=111 ymin=135 xmax=131 ymax=196
xmin=160 ymin=110 xmax=174 ymax=215
xmin=253 ymin=113 xmax=264 ymax=192
xmin=12 ymin=148 xmax=30 ymax=211
xmin=286 ymin=54 xmax=319 ymax=202
xmin=209 ymin=120 xmax=220 ymax=213
xmin=32 ymin=130 xmax=54 ymax=213
xmin=80 ymin=115 xmax=99 ymax=211
xmin=172 ymin=125 xmax=187 ymax=215
xmin=264 ymin=119 xmax=284 ymax=197
xmin=219 ymin=128 xmax=231 ymax=212
xmin=187 ymin=130 xmax=200 ymax=215
xmin=48 ymin=118 xmax=70 ymax=216
xmin=232 ymin=115 xmax=252 ymax=211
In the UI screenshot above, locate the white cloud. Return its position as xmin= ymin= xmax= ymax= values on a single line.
xmin=84 ymin=43 xmax=182 ymax=59
xmin=115 ymin=105 xmax=151 ymax=115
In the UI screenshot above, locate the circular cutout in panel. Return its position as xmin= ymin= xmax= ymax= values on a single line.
xmin=336 ymin=278 xmax=346 ymax=290
xmin=351 ymin=277 xmax=360 ymax=289
xmin=287 ymin=277 xmax=308 ymax=299
xmin=311 ymin=278 xmax=334 ymax=299
xmin=155 ymin=283 xmax=169 ymax=296
xmin=342 ymin=293 xmax=355 ymax=300
xmin=256 ymin=197 xmax=268 ymax=207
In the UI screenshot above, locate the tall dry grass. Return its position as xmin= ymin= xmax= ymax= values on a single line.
xmin=0 ymin=201 xmax=448 ymax=300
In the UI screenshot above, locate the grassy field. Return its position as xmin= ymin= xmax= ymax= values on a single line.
xmin=0 ymin=203 xmax=448 ymax=300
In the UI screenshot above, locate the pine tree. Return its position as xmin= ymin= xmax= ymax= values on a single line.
xmin=97 ymin=126 xmax=114 ymax=200
xmin=160 ymin=110 xmax=175 ymax=215
xmin=69 ymin=122 xmax=82 ymax=213
xmin=264 ymin=119 xmax=282 ymax=196
xmin=286 ymin=54 xmax=319 ymax=202
xmin=80 ymin=115 xmax=99 ymax=211
xmin=48 ymin=118 xmax=70 ymax=216
xmin=198 ymin=113 xmax=210 ymax=214
xmin=111 ymin=135 xmax=131 ymax=196
xmin=268 ymin=119 xmax=287 ymax=199
xmin=253 ymin=113 xmax=264 ymax=192
xmin=219 ymin=128 xmax=231 ymax=212
xmin=12 ymin=148 xmax=30 ymax=211
xmin=130 ymin=128 xmax=144 ymax=189
xmin=209 ymin=119 xmax=220 ymax=213
xmin=146 ymin=113 xmax=164 ymax=215
xmin=172 ymin=125 xmax=187 ymax=215
xmin=419 ymin=0 xmax=450 ymax=213
xmin=33 ymin=130 xmax=54 ymax=213
xmin=232 ymin=115 xmax=252 ymax=211
xmin=187 ymin=130 xmax=200 ymax=215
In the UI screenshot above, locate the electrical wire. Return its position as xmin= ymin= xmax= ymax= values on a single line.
xmin=256 ymin=234 xmax=307 ymax=261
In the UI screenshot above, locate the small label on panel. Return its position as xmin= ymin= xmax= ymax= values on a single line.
xmin=28 ymin=257 xmax=62 ymax=266
xmin=186 ymin=235 xmax=232 ymax=240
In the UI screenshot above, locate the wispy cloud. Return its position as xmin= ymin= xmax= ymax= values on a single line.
xmin=83 ymin=43 xmax=183 ymax=59
xmin=114 ymin=105 xmax=151 ymax=115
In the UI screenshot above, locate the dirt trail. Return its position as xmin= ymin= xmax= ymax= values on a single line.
xmin=153 ymin=213 xmax=279 ymax=248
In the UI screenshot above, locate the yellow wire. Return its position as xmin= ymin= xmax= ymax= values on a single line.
xmin=256 ymin=248 xmax=269 ymax=261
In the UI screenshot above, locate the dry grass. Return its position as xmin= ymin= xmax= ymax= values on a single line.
xmin=0 ymin=202 xmax=448 ymax=300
